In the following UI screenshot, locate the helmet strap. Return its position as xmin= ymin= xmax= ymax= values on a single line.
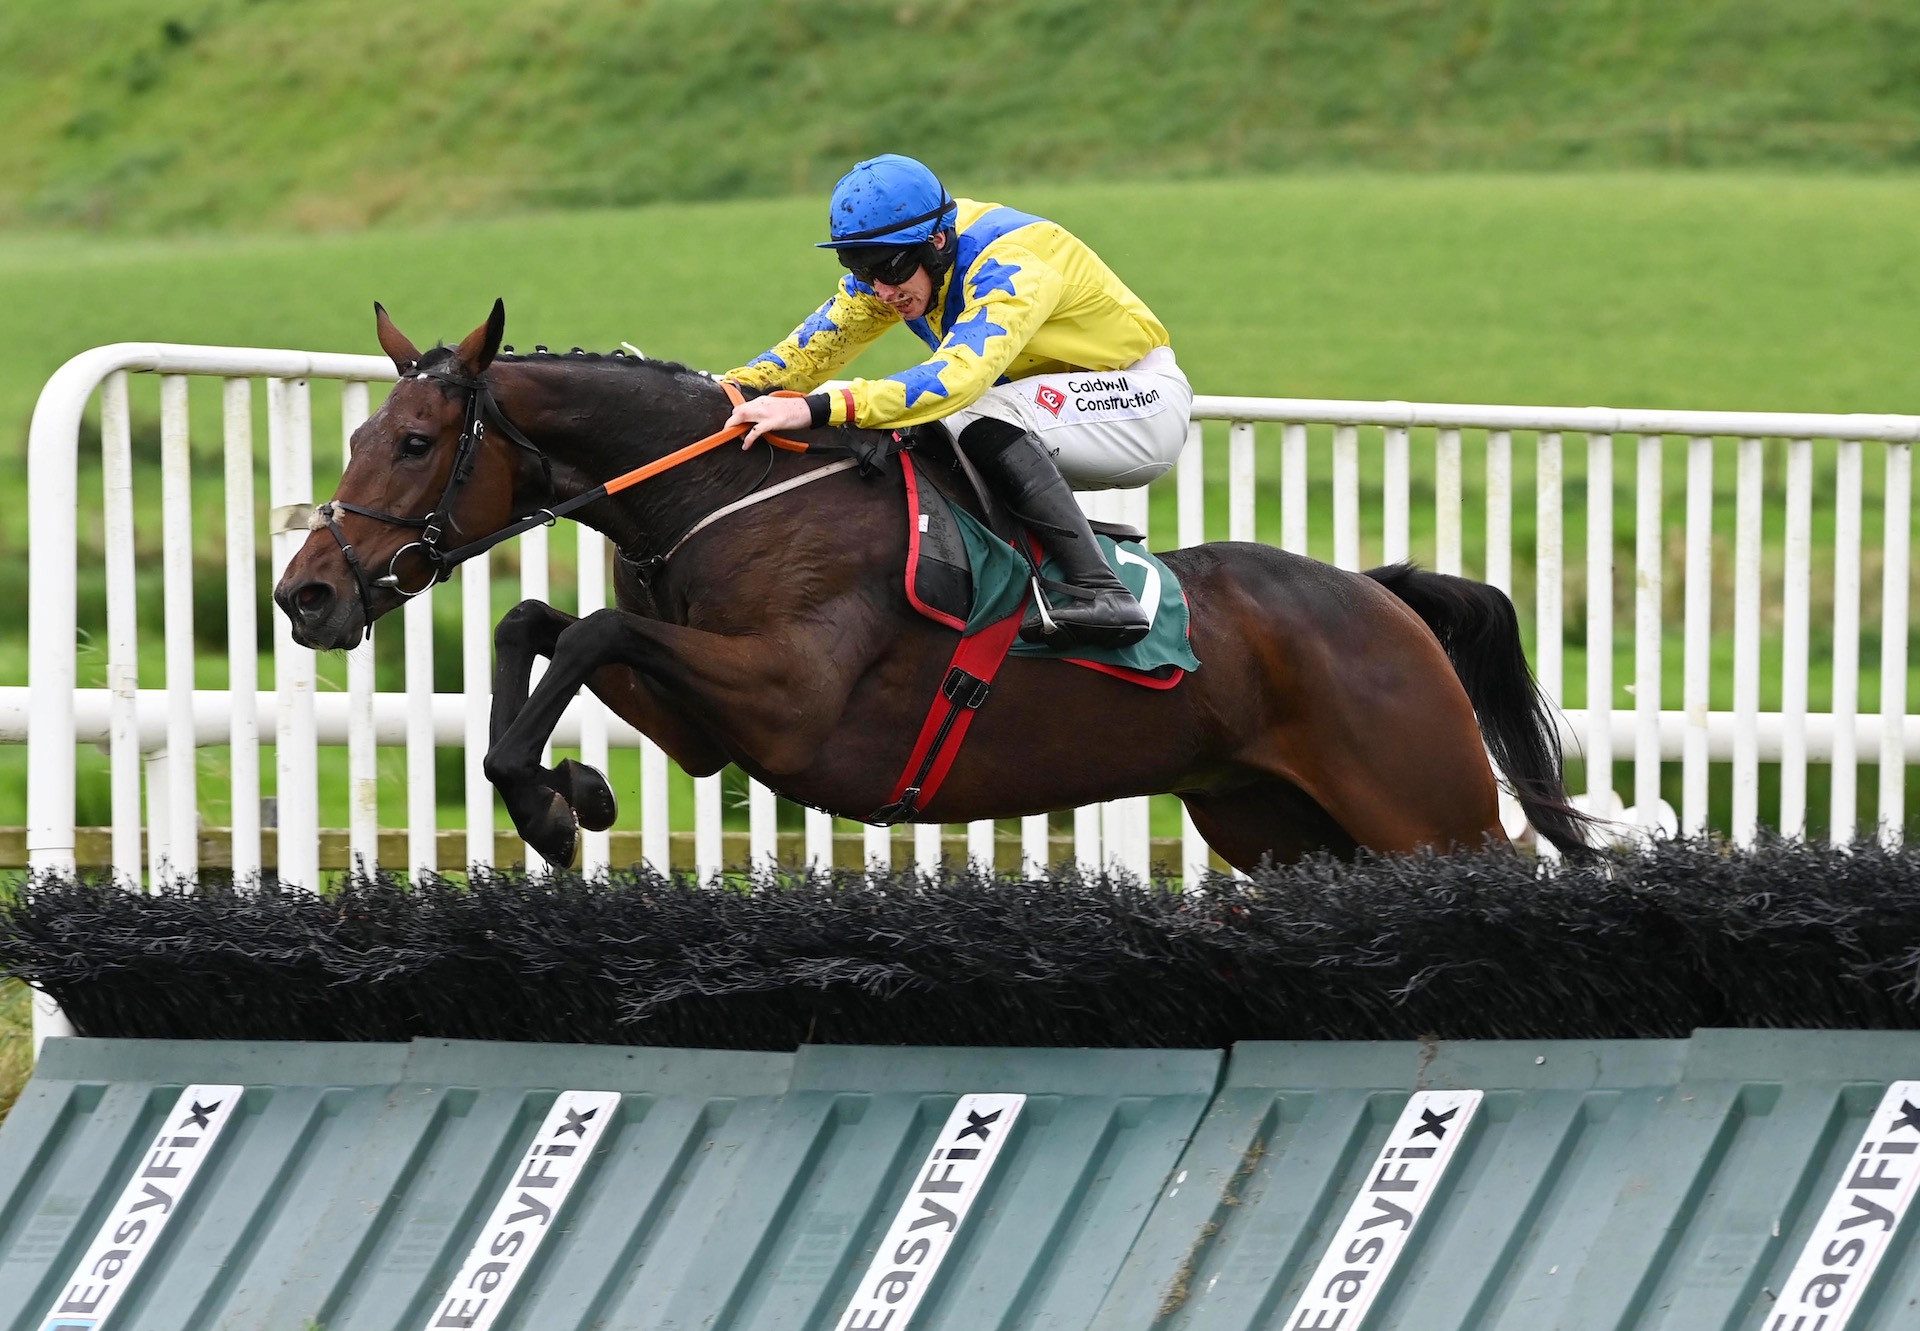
xmin=922 ymin=229 xmax=957 ymax=279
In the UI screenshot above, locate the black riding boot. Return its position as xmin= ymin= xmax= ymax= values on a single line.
xmin=960 ymin=417 xmax=1151 ymax=649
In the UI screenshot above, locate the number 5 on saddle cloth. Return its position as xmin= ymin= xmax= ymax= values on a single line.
xmin=870 ymin=453 xmax=1200 ymax=825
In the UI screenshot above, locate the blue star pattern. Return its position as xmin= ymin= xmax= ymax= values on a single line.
xmin=969 ymin=257 xmax=1021 ymax=300
xmin=748 ymin=350 xmax=787 ymax=370
xmin=840 ymin=274 xmax=875 ymax=298
xmin=887 ymin=360 xmax=952 ymax=407
xmin=796 ymin=304 xmax=840 ymax=348
xmin=941 ymin=309 xmax=1008 ymax=357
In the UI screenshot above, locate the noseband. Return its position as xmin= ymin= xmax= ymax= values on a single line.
xmin=316 ymin=363 xmax=554 ymax=610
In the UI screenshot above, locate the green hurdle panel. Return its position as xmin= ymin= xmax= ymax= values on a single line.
xmin=0 ymin=1038 xmax=794 ymax=1330
xmin=14 ymin=1031 xmax=1920 ymax=1329
xmin=630 ymin=1045 xmax=1222 ymax=1330
xmin=1092 ymin=1031 xmax=1920 ymax=1330
xmin=0 ymin=1039 xmax=1221 ymax=1331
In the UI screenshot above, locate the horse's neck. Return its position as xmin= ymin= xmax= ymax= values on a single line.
xmin=499 ymin=361 xmax=757 ymax=562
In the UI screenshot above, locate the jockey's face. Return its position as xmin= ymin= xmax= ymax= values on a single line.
xmin=849 ymin=231 xmax=947 ymax=321
xmin=871 ymin=264 xmax=935 ymax=320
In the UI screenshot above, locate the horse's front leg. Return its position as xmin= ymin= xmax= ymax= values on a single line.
xmin=490 ymin=598 xmax=573 ymax=750
xmin=489 ymin=599 xmax=730 ymax=856
xmin=488 ymin=599 xmax=617 ymax=844
xmin=483 ymin=607 xmax=841 ymax=867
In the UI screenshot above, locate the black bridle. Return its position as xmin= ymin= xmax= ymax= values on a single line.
xmin=315 ymin=361 xmax=880 ymax=619
xmin=316 ymin=362 xmax=554 ymax=610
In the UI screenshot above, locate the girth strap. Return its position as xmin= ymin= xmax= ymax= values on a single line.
xmin=867 ymin=596 xmax=1029 ymax=827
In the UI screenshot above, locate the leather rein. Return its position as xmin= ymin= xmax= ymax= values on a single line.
xmin=315 ymin=365 xmax=820 ymax=611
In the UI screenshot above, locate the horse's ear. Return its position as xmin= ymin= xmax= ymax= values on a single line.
xmin=373 ymin=301 xmax=421 ymax=372
xmin=454 ymin=298 xmax=507 ymax=376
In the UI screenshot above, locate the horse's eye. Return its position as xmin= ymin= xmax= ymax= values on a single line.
xmin=399 ymin=434 xmax=434 ymax=458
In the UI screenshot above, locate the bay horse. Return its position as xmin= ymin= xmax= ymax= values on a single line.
xmin=274 ymin=301 xmax=1593 ymax=872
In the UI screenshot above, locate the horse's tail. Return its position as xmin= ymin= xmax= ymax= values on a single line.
xmin=1366 ymin=562 xmax=1598 ymax=859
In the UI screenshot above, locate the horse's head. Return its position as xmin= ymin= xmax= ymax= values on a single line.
xmin=275 ymin=300 xmax=529 ymax=649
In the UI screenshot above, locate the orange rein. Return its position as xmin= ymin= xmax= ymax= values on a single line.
xmin=600 ymin=383 xmax=814 ymax=497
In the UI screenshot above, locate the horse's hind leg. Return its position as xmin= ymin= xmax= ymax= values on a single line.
xmin=1181 ymin=776 xmax=1358 ymax=872
xmin=1232 ymin=568 xmax=1508 ymax=856
xmin=1314 ymin=759 xmax=1506 ymax=857
xmin=1257 ymin=679 xmax=1507 ymax=857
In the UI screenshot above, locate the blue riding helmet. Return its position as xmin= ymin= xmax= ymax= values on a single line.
xmin=815 ymin=154 xmax=956 ymax=249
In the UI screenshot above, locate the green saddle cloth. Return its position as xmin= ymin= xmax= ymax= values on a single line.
xmin=951 ymin=503 xmax=1200 ymax=678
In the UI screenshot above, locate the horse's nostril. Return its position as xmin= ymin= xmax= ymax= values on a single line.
xmin=293 ymin=581 xmax=334 ymax=618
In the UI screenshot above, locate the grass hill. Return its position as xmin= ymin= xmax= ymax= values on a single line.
xmin=4 ymin=0 xmax=1920 ymax=235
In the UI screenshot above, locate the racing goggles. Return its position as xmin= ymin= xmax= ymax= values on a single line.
xmin=837 ymin=244 xmax=925 ymax=288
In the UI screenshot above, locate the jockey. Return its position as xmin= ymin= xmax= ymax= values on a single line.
xmin=724 ymin=153 xmax=1192 ymax=649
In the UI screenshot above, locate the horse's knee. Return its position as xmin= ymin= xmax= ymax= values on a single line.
xmin=494 ymin=598 xmax=569 ymax=654
xmin=494 ymin=598 xmax=547 ymax=645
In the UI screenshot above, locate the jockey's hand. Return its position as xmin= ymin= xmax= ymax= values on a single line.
xmin=726 ymin=393 xmax=814 ymax=448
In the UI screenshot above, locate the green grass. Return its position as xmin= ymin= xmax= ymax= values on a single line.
xmin=6 ymin=0 xmax=1920 ymax=235
xmin=1 ymin=172 xmax=1916 ymax=846
xmin=0 ymin=980 xmax=28 ymax=1122
xmin=5 ymin=172 xmax=1919 ymax=439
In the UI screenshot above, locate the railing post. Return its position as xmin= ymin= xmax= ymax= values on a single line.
xmin=579 ymin=527 xmax=613 ymax=876
xmin=403 ymin=584 xmax=438 ymax=881
xmin=1681 ymin=436 xmax=1714 ymax=836
xmin=1634 ymin=435 xmax=1664 ymax=829
xmin=1178 ymin=419 xmax=1208 ymax=888
xmin=159 ymin=375 xmax=199 ymax=882
xmin=462 ymin=552 xmax=494 ymax=874
xmin=103 ymin=372 xmax=141 ymax=884
xmin=225 ymin=378 xmax=264 ymax=885
xmin=1585 ymin=433 xmax=1614 ymax=816
xmin=1281 ymin=422 xmax=1307 ymax=553
xmin=1383 ymin=426 xmax=1410 ymax=565
xmin=268 ymin=376 xmax=319 ymax=889
xmin=1832 ymin=441 xmax=1863 ymax=844
xmin=1486 ymin=430 xmax=1512 ymax=594
xmin=1780 ymin=439 xmax=1814 ymax=836
xmin=1436 ymin=429 xmax=1462 ymax=576
xmin=1535 ymin=431 xmax=1563 ymax=704
xmin=1333 ymin=424 xmax=1359 ymax=570
xmin=1880 ymin=443 xmax=1912 ymax=845
xmin=1230 ymin=422 xmax=1257 ymax=543
xmin=341 ymin=381 xmax=379 ymax=880
xmin=1732 ymin=437 xmax=1764 ymax=846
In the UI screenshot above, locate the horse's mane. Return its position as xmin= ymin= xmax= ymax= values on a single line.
xmin=421 ymin=343 xmax=706 ymax=380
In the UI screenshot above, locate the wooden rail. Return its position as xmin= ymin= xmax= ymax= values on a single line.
xmin=0 ymin=828 xmax=1200 ymax=877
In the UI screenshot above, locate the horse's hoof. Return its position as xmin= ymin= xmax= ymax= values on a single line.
xmin=554 ymin=759 xmax=618 ymax=832
xmin=509 ymin=785 xmax=579 ymax=869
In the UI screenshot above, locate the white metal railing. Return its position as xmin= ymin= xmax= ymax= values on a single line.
xmin=22 ymin=347 xmax=1919 ymax=894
